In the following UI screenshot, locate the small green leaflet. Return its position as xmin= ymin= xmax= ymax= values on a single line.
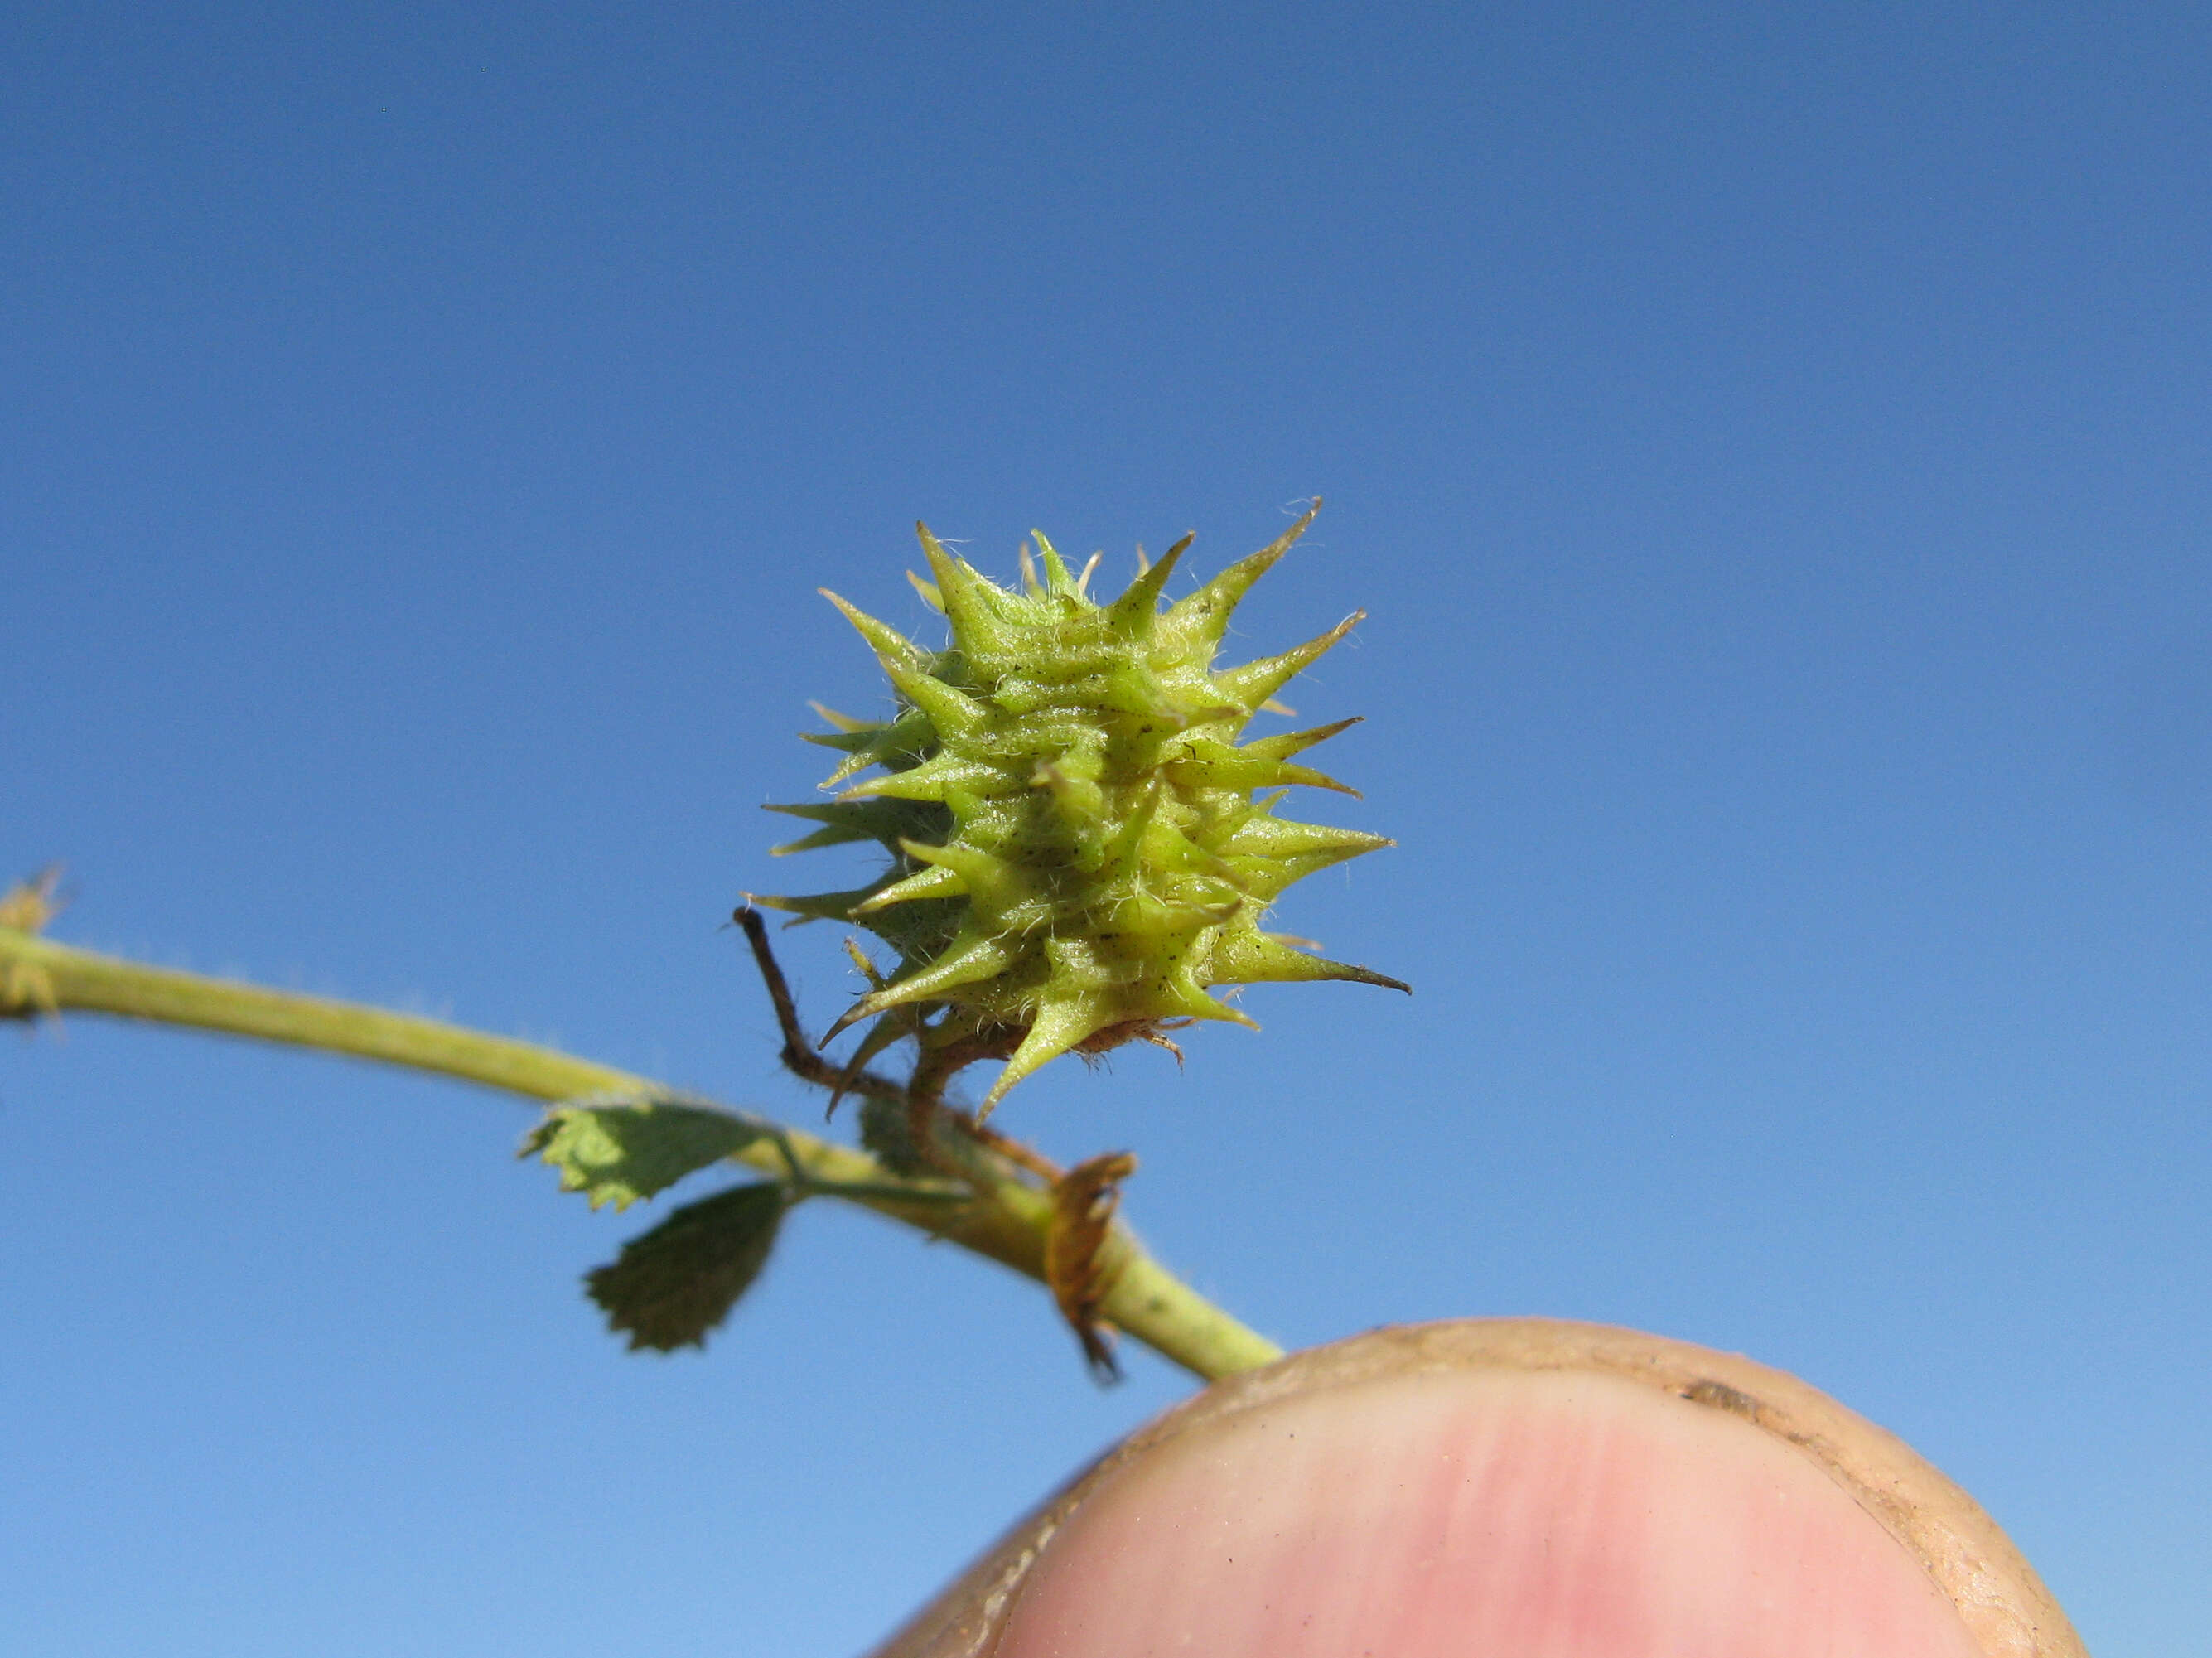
xmin=586 ymin=1183 xmax=787 ymax=1351
xmin=521 ymin=1093 xmax=772 ymax=1211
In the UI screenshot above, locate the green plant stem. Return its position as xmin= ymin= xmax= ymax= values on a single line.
xmin=1 ymin=926 xmax=1282 ymax=1380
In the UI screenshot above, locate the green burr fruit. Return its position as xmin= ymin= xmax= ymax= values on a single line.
xmin=757 ymin=502 xmax=1405 ymax=1113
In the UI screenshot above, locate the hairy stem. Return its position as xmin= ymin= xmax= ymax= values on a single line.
xmin=0 ymin=926 xmax=1283 ymax=1381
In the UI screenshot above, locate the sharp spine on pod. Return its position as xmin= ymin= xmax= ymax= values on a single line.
xmin=756 ymin=500 xmax=1407 ymax=1115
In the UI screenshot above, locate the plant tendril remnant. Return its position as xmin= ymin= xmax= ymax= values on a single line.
xmin=732 ymin=903 xmax=910 ymax=1112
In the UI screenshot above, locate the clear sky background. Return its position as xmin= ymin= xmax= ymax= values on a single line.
xmin=7 ymin=5 xmax=2207 ymax=1654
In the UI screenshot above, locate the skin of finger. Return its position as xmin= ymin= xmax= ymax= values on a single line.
xmin=996 ymin=1367 xmax=1984 ymax=1657
xmin=863 ymin=1319 xmax=2085 ymax=1658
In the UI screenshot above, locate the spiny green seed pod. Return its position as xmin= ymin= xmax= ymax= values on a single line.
xmin=757 ymin=502 xmax=1405 ymax=1112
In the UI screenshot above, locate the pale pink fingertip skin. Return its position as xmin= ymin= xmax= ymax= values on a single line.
xmin=1000 ymin=1369 xmax=1985 ymax=1658
xmin=868 ymin=1320 xmax=2084 ymax=1658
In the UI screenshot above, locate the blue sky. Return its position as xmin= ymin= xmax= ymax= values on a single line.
xmin=7 ymin=4 xmax=2207 ymax=1653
